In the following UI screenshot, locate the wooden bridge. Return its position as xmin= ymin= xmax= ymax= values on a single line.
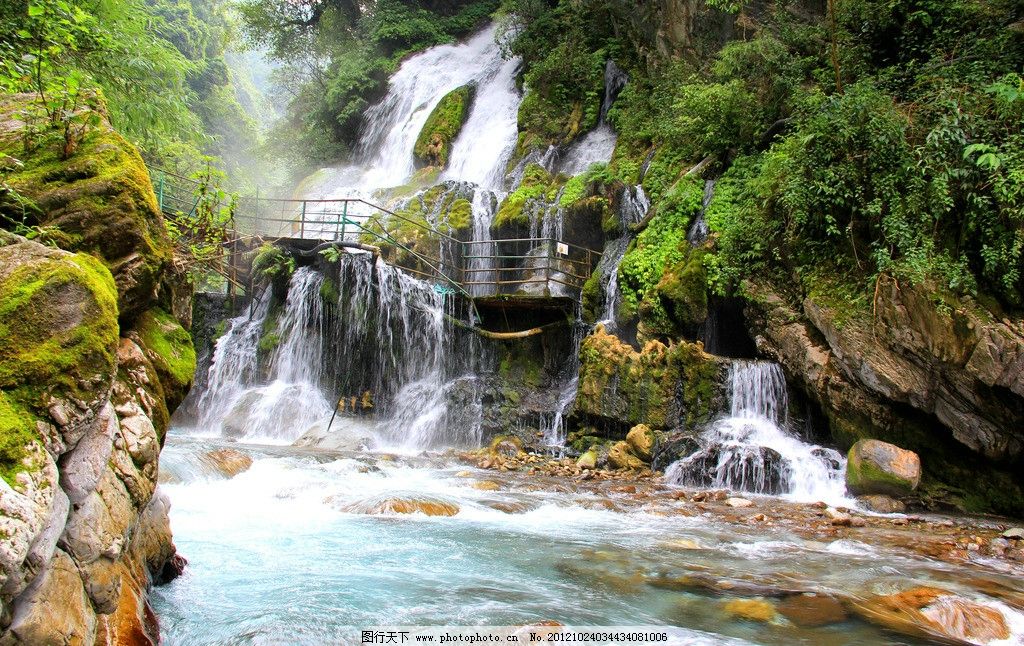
xmin=150 ymin=167 xmax=600 ymax=314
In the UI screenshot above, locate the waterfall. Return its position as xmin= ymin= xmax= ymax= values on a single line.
xmin=665 ymin=361 xmax=848 ymax=503
xmin=557 ymin=60 xmax=628 ymax=176
xmin=197 ymin=268 xmax=332 ymax=443
xmin=466 ymin=190 xmax=498 ymax=297
xmin=538 ymin=318 xmax=587 ymax=450
xmin=686 ymin=180 xmax=715 ymax=245
xmin=596 ymin=186 xmax=649 ymax=328
xmin=193 ymin=257 xmax=483 ymax=449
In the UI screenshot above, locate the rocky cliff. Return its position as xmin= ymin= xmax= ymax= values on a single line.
xmin=0 ymin=94 xmax=193 ymax=643
xmin=746 ymin=276 xmax=1024 ymax=515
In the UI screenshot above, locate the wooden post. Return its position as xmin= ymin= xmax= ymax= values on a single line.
xmin=300 ymin=201 xmax=307 ymax=239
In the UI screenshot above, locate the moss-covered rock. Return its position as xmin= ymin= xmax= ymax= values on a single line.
xmin=0 ymin=231 xmax=119 ymax=483
xmin=0 ymin=93 xmax=172 ymax=323
xmin=626 ymin=424 xmax=655 ymax=461
xmin=575 ymin=325 xmax=727 ymax=431
xmin=846 ymin=439 xmax=921 ymax=497
xmin=618 ymin=177 xmax=705 ymax=337
xmin=656 ymin=248 xmax=709 ymax=329
xmin=130 ymin=308 xmax=196 ymax=413
xmin=492 ymin=164 xmax=554 ymax=234
xmin=414 ymin=85 xmax=474 ymax=169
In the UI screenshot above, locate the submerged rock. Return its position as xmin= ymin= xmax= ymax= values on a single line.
xmin=846 ymin=439 xmax=921 ymax=497
xmin=342 ymin=494 xmax=461 ymax=517
xmin=850 ymin=586 xmax=1010 ymax=644
xmin=722 ymin=598 xmax=777 ymax=622
xmin=778 ymin=593 xmax=847 ymax=627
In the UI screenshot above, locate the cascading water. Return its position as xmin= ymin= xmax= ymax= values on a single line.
xmin=665 ymin=361 xmax=848 ymax=503
xmin=687 ymin=179 xmax=715 ymax=245
xmin=557 ymin=60 xmax=629 ymax=176
xmin=538 ymin=318 xmax=587 ymax=450
xmin=596 ymin=185 xmax=650 ymax=328
xmin=196 ymin=268 xmax=332 ymax=443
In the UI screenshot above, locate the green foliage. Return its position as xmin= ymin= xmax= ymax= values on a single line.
xmin=163 ymin=159 xmax=237 ymax=280
xmin=252 ymin=243 xmax=295 ymax=281
xmin=517 ymin=39 xmax=605 ymax=146
xmin=618 ymin=177 xmax=703 ymax=334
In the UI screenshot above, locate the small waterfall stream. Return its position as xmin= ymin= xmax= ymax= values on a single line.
xmin=596 ymin=186 xmax=649 ymax=328
xmin=665 ymin=361 xmax=848 ymax=503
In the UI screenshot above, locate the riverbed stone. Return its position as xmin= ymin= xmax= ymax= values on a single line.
xmin=856 ymin=494 xmax=906 ymax=514
xmin=778 ymin=593 xmax=847 ymax=627
xmin=626 ymin=425 xmax=655 ymax=462
xmin=846 ymin=439 xmax=921 ymax=497
xmin=608 ymin=442 xmax=644 ymax=471
xmin=722 ymin=598 xmax=777 ymax=622
xmin=725 ymin=497 xmax=754 ymax=508
xmin=576 ymin=449 xmax=598 ymax=470
xmin=850 ymin=586 xmax=1010 ymax=643
xmin=204 ymin=448 xmax=253 ymax=478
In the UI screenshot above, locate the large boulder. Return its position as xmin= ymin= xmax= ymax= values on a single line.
xmin=626 ymin=424 xmax=655 ymax=462
xmin=0 ymin=231 xmax=119 ymax=467
xmin=846 ymin=439 xmax=921 ymax=497
xmin=0 ymin=93 xmax=172 ymax=323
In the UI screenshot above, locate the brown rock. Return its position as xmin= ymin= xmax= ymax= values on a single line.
xmin=625 ymin=424 xmax=655 ymax=462
xmin=778 ymin=594 xmax=848 ymax=627
xmin=856 ymin=494 xmax=906 ymax=514
xmin=203 ymin=448 xmax=253 ymax=478
xmin=608 ymin=442 xmax=644 ymax=471
xmin=846 ymin=439 xmax=921 ymax=497
xmin=722 ymin=598 xmax=777 ymax=622
xmin=851 ymin=586 xmax=1010 ymax=644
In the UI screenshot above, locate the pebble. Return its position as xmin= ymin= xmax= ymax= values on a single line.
xmin=1001 ymin=528 xmax=1024 ymax=540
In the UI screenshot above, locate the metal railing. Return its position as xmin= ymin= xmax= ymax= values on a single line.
xmin=148 ymin=167 xmax=601 ymax=299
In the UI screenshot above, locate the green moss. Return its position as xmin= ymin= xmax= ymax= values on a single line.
xmin=135 ymin=307 xmax=197 ymax=399
xmin=413 ymin=85 xmax=474 ymax=169
xmin=581 ymin=268 xmax=602 ymax=323
xmin=493 ymin=164 xmax=554 ymax=231
xmin=319 ymin=277 xmax=339 ymax=305
xmin=618 ymin=177 xmax=704 ymax=335
xmin=846 ymin=446 xmax=916 ymax=497
xmin=0 ymin=95 xmax=172 ymax=319
xmin=656 ymin=248 xmax=709 ymax=328
xmin=576 ymin=329 xmax=723 ymax=430
xmin=446 ymin=198 xmax=472 ymax=233
xmin=0 ymin=246 xmax=119 ymax=405
xmin=258 ymin=332 xmax=281 ymax=353
xmin=0 ymin=392 xmax=42 ymax=489
xmin=559 ymin=173 xmax=589 ymax=208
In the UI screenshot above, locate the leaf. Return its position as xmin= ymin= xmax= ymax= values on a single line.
xmin=27 ymin=3 xmax=44 ymax=17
